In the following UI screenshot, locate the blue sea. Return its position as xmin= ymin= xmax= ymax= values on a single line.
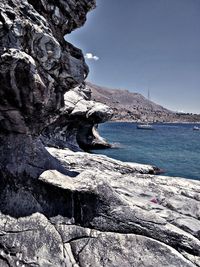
xmin=92 ymin=122 xmax=200 ymax=180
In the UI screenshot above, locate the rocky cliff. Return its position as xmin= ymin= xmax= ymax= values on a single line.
xmin=0 ymin=1 xmax=200 ymax=267
xmin=0 ymin=0 xmax=112 ymax=178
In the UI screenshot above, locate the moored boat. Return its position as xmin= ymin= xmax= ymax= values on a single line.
xmin=137 ymin=123 xmax=154 ymax=130
xmin=193 ymin=126 xmax=200 ymax=131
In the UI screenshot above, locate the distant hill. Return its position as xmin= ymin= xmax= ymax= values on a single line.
xmin=87 ymin=82 xmax=200 ymax=122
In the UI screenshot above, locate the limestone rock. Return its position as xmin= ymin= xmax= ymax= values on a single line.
xmin=0 ymin=0 xmax=95 ymax=135
xmin=0 ymin=0 xmax=96 ymax=177
xmin=70 ymin=232 xmax=196 ymax=267
xmin=42 ymin=84 xmax=113 ymax=151
xmin=41 ymin=148 xmax=200 ymax=266
xmin=0 ymin=0 xmax=200 ymax=266
xmin=47 ymin=147 xmax=159 ymax=174
xmin=1 ymin=139 xmax=200 ymax=266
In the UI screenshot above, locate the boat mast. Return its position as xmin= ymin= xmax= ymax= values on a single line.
xmin=148 ymin=89 xmax=150 ymax=101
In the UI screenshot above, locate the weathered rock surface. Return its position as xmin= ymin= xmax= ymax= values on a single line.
xmin=47 ymin=147 xmax=160 ymax=175
xmin=1 ymin=149 xmax=199 ymax=266
xmin=0 ymin=0 xmax=109 ymax=178
xmin=42 ymin=84 xmax=113 ymax=151
xmin=0 ymin=0 xmax=95 ymax=135
xmin=0 ymin=0 xmax=200 ymax=266
xmin=39 ymin=151 xmax=200 ymax=267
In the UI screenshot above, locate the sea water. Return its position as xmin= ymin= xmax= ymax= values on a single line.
xmin=92 ymin=122 xmax=200 ymax=180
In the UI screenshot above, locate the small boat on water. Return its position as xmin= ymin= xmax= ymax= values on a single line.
xmin=137 ymin=89 xmax=154 ymax=130
xmin=137 ymin=123 xmax=154 ymax=130
xmin=193 ymin=126 xmax=200 ymax=131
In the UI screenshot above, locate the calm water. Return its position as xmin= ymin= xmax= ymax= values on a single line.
xmin=92 ymin=122 xmax=200 ymax=180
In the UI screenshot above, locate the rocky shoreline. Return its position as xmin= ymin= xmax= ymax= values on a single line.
xmin=1 ymin=146 xmax=200 ymax=266
xmin=0 ymin=0 xmax=199 ymax=266
xmin=110 ymin=119 xmax=200 ymax=124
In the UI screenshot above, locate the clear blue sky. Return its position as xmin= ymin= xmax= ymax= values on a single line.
xmin=66 ymin=0 xmax=200 ymax=113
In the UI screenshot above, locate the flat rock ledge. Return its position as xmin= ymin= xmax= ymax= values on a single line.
xmin=38 ymin=149 xmax=200 ymax=267
xmin=1 ymin=148 xmax=199 ymax=267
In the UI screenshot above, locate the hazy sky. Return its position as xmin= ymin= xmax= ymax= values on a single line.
xmin=66 ymin=0 xmax=200 ymax=113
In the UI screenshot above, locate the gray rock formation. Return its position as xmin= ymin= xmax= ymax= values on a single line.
xmin=0 ymin=0 xmax=200 ymax=267
xmin=0 ymin=0 xmax=108 ymax=178
xmin=0 ymin=0 xmax=93 ymax=135
xmin=42 ymin=83 xmax=113 ymax=151
xmin=1 ymin=148 xmax=199 ymax=266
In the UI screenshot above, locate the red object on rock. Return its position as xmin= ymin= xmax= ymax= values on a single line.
xmin=150 ymin=198 xmax=158 ymax=204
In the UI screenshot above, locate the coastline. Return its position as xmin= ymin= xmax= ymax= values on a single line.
xmin=109 ymin=119 xmax=200 ymax=124
xmin=94 ymin=121 xmax=200 ymax=181
xmin=45 ymin=147 xmax=200 ymax=266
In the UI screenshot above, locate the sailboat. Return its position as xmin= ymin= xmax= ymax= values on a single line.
xmin=137 ymin=89 xmax=154 ymax=130
xmin=137 ymin=123 xmax=154 ymax=130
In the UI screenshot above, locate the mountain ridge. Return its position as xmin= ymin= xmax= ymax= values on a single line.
xmin=87 ymin=81 xmax=200 ymax=122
